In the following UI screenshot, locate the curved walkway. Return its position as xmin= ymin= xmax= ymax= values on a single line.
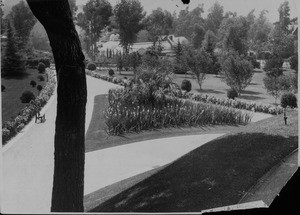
xmin=1 ymin=75 xmax=273 ymax=213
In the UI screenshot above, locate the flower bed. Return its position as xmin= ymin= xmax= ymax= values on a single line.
xmin=170 ymin=90 xmax=284 ymax=115
xmin=86 ymin=69 xmax=126 ymax=85
xmin=85 ymin=69 xmax=284 ymax=115
xmin=105 ymin=88 xmax=252 ymax=135
xmin=2 ymin=68 xmax=57 ymax=145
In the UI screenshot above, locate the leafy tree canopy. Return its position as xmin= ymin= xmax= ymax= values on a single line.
xmin=114 ymin=0 xmax=146 ymax=53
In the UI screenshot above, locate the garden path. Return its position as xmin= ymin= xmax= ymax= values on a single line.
xmin=1 ymin=75 xmax=273 ymax=213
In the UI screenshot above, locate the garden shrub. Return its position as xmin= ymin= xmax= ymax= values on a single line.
xmin=39 ymin=58 xmax=50 ymax=68
xmin=37 ymin=85 xmax=43 ymax=92
xmin=30 ymin=80 xmax=37 ymax=87
xmin=289 ymin=54 xmax=298 ymax=71
xmin=264 ymin=55 xmax=283 ymax=72
xmin=37 ymin=62 xmax=46 ymax=73
xmin=227 ymin=89 xmax=238 ymax=99
xmin=181 ymin=79 xmax=192 ymax=92
xmin=281 ymin=93 xmax=297 ymax=108
xmin=246 ymin=55 xmax=260 ymax=69
xmin=173 ymin=64 xmax=187 ymax=74
xmin=266 ymin=68 xmax=283 ymax=78
xmin=2 ymin=85 xmax=5 ymax=92
xmin=87 ymin=62 xmax=97 ymax=71
xmin=20 ymin=91 xmax=35 ymax=103
xmin=108 ymin=69 xmax=115 ymax=77
xmin=38 ymin=75 xmax=45 ymax=81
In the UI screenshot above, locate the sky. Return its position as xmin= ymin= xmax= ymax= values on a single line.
xmin=76 ymin=0 xmax=298 ymax=23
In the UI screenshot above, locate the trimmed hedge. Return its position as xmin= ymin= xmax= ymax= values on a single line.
xmin=87 ymin=62 xmax=97 ymax=71
xmin=2 ymin=68 xmax=56 ymax=145
xmin=20 ymin=91 xmax=36 ymax=103
xmin=181 ymin=79 xmax=192 ymax=92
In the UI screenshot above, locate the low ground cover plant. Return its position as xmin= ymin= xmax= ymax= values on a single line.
xmin=2 ymin=68 xmax=56 ymax=145
xmin=105 ymin=87 xmax=252 ymax=135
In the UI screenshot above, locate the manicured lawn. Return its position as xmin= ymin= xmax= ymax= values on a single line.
xmin=93 ymin=68 xmax=297 ymax=106
xmin=1 ymin=69 xmax=47 ymax=122
xmin=85 ymin=94 xmax=244 ymax=152
xmin=88 ymin=110 xmax=297 ymax=212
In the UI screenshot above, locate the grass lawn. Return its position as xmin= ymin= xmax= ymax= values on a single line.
xmin=87 ymin=109 xmax=297 ymax=212
xmin=1 ymin=68 xmax=47 ymax=122
xmin=85 ymin=94 xmax=244 ymax=152
xmin=93 ymin=68 xmax=297 ymax=106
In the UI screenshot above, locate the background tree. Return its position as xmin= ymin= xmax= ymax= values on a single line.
xmin=144 ymin=7 xmax=173 ymax=43
xmin=277 ymin=1 xmax=291 ymax=33
xmin=220 ymin=50 xmax=254 ymax=95
xmin=8 ymin=0 xmax=36 ymax=52
xmin=77 ymin=0 xmax=113 ymax=61
xmin=174 ymin=5 xmax=205 ymax=41
xmin=205 ymin=2 xmax=224 ymax=33
xmin=0 ymin=6 xmax=6 ymax=34
xmin=68 ymin=0 xmax=78 ymax=18
xmin=1 ymin=20 xmax=25 ymax=77
xmin=248 ymin=9 xmax=273 ymax=53
xmin=185 ymin=48 xmax=212 ymax=90
xmin=191 ymin=23 xmax=205 ymax=49
xmin=114 ymin=0 xmax=146 ymax=53
xmin=219 ymin=16 xmax=250 ymax=55
xmin=263 ymin=75 xmax=282 ymax=104
xmin=136 ymin=29 xmax=150 ymax=42
xmin=26 ymin=0 xmax=87 ymax=212
xmin=173 ymin=40 xmax=188 ymax=74
xmin=201 ymin=30 xmax=220 ymax=75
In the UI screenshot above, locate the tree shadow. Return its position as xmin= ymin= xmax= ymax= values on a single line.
xmin=241 ymin=90 xmax=261 ymax=95
xmin=196 ymin=89 xmax=224 ymax=95
xmin=238 ymin=95 xmax=265 ymax=101
xmin=2 ymin=71 xmax=31 ymax=80
xmin=88 ymin=132 xmax=297 ymax=212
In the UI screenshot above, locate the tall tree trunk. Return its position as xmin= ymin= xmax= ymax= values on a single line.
xmin=26 ymin=0 xmax=87 ymax=212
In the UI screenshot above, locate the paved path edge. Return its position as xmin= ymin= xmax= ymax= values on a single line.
xmin=2 ymin=87 xmax=57 ymax=153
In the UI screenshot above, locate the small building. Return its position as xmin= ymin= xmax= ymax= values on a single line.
xmin=97 ymin=34 xmax=189 ymax=57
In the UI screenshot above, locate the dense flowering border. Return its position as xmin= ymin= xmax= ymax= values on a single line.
xmin=105 ymin=88 xmax=252 ymax=135
xmin=172 ymin=90 xmax=285 ymax=115
xmin=2 ymin=68 xmax=57 ymax=145
xmin=85 ymin=69 xmax=285 ymax=115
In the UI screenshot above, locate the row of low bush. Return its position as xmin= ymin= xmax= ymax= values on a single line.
xmin=171 ymin=90 xmax=285 ymax=115
xmin=2 ymin=68 xmax=57 ymax=145
xmin=104 ymin=88 xmax=252 ymax=135
xmin=85 ymin=69 xmax=128 ymax=86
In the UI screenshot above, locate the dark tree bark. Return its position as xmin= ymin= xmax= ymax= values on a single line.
xmin=26 ymin=0 xmax=87 ymax=212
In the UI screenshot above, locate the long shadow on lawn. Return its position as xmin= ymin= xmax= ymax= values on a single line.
xmin=196 ymin=89 xmax=224 ymax=95
xmin=89 ymin=132 xmax=297 ymax=212
xmin=2 ymin=72 xmax=31 ymax=80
